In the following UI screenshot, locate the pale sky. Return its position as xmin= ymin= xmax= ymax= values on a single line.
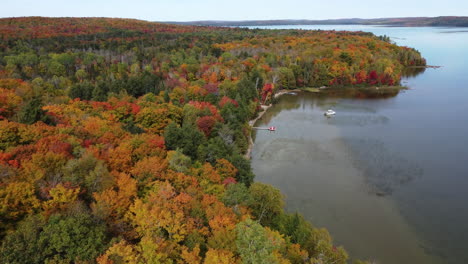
xmin=0 ymin=0 xmax=467 ymax=21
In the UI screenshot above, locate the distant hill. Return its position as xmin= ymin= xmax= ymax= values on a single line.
xmin=167 ymin=16 xmax=468 ymax=27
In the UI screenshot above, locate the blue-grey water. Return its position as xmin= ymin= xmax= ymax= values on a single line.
xmin=250 ymin=25 xmax=468 ymax=264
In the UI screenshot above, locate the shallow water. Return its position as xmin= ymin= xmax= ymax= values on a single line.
xmin=250 ymin=25 xmax=468 ymax=264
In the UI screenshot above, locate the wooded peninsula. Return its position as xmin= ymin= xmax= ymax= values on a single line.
xmin=0 ymin=17 xmax=425 ymax=263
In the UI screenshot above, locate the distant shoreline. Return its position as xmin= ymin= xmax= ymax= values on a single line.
xmin=165 ymin=16 xmax=468 ymax=28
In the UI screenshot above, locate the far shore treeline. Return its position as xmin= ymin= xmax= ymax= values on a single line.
xmin=170 ymin=16 xmax=468 ymax=27
xmin=0 ymin=17 xmax=425 ymax=263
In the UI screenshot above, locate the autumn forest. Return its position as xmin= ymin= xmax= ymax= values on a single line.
xmin=0 ymin=17 xmax=425 ymax=263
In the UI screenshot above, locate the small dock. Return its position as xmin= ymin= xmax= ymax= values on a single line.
xmin=253 ymin=126 xmax=276 ymax=131
xmin=409 ymin=65 xmax=442 ymax=69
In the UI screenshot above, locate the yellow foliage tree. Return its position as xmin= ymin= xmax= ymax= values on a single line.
xmin=0 ymin=182 xmax=40 ymax=221
xmin=127 ymin=181 xmax=195 ymax=243
xmin=92 ymin=173 xmax=137 ymax=227
xmin=181 ymin=245 xmax=201 ymax=264
xmin=204 ymin=248 xmax=236 ymax=264
xmin=43 ymin=183 xmax=80 ymax=215
xmin=97 ymin=240 xmax=138 ymax=264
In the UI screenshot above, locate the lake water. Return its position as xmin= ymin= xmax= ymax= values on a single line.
xmin=250 ymin=25 xmax=468 ymax=264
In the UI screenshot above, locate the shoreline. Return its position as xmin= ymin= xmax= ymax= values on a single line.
xmin=245 ymin=89 xmax=297 ymax=159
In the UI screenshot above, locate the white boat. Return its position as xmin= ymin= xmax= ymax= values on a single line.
xmin=324 ymin=109 xmax=336 ymax=116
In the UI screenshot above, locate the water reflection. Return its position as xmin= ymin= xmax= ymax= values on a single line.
xmin=256 ymin=95 xmax=301 ymax=125
xmin=402 ymin=67 xmax=427 ymax=78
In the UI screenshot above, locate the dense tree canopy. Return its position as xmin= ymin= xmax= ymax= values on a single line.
xmin=0 ymin=17 xmax=425 ymax=263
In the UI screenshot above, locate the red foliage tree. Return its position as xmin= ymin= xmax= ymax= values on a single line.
xmin=197 ymin=116 xmax=217 ymax=137
xmin=368 ymin=70 xmax=379 ymax=85
xmin=219 ymin=96 xmax=238 ymax=108
xmin=261 ymin=83 xmax=273 ymax=103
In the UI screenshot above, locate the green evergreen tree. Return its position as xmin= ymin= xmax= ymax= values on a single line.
xmin=18 ymin=95 xmax=48 ymax=125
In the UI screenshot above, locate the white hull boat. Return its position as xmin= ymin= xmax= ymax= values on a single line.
xmin=324 ymin=109 xmax=336 ymax=116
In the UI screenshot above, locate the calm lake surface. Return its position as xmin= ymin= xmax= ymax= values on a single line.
xmin=250 ymin=25 xmax=468 ymax=264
